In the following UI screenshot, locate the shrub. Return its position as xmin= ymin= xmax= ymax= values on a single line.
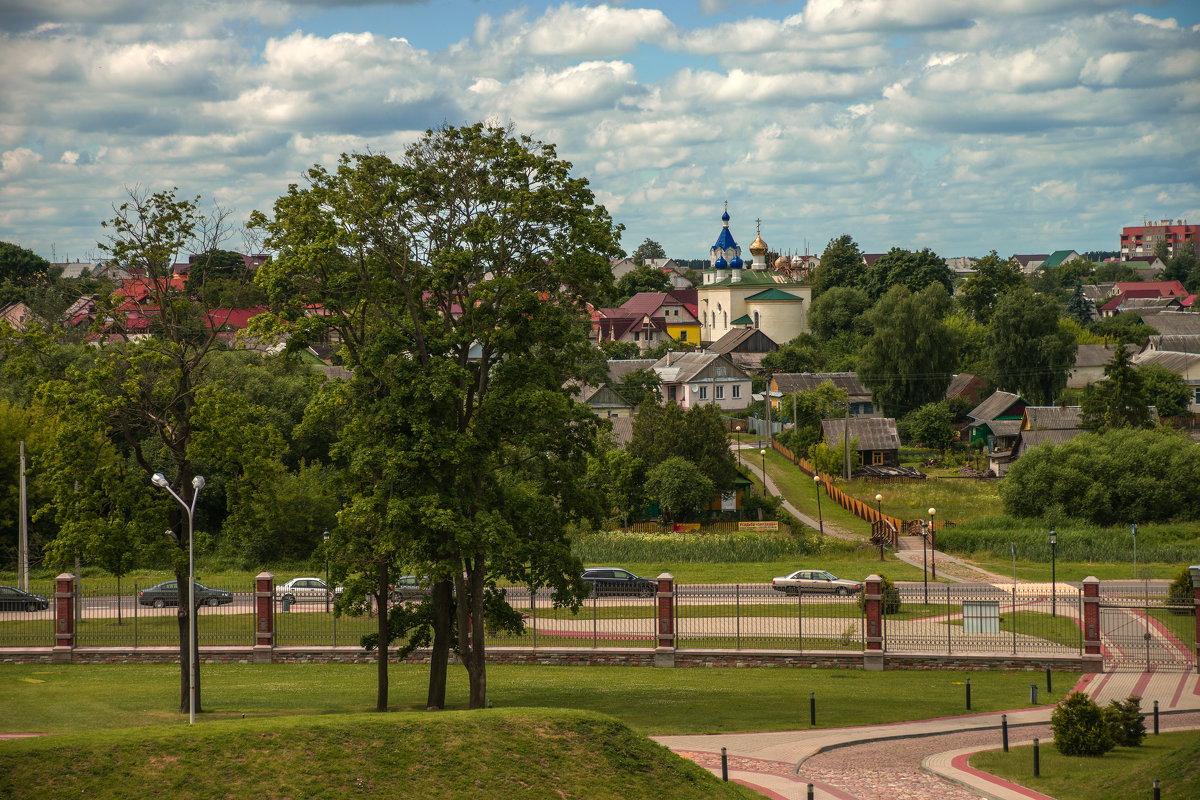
xmin=857 ymin=572 xmax=901 ymax=614
xmin=1051 ymin=691 xmax=1114 ymax=756
xmin=1167 ymin=566 xmax=1195 ymax=613
xmin=1103 ymin=696 xmax=1146 ymax=748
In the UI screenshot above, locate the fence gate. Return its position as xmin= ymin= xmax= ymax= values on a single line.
xmin=1100 ymin=593 xmax=1195 ymax=672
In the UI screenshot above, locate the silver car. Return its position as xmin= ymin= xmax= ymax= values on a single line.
xmin=276 ymin=577 xmax=343 ymax=604
xmin=771 ymin=570 xmax=862 ymax=596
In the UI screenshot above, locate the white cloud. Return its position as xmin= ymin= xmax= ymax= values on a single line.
xmin=524 ymin=3 xmax=673 ymax=57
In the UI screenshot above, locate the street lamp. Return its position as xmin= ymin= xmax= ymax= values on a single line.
xmin=813 ymin=473 xmax=824 ymax=535
xmin=735 ymin=425 xmax=742 ymax=467
xmin=760 ymin=449 xmax=767 ymax=495
xmin=152 ymin=472 xmax=205 ymax=725
xmin=323 ymin=530 xmax=331 ymax=614
xmin=874 ymin=494 xmax=884 ymax=561
xmin=1049 ymin=528 xmax=1057 ymax=618
xmin=928 ymin=507 xmax=937 ymax=581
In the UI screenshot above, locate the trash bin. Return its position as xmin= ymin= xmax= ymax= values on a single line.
xmin=282 ymin=597 xmax=292 ymax=613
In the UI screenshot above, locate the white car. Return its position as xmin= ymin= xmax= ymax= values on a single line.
xmin=770 ymin=570 xmax=862 ymax=596
xmin=276 ymin=577 xmax=343 ymax=604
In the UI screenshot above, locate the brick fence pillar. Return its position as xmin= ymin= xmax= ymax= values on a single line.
xmin=53 ymin=573 xmax=74 ymax=662
xmin=655 ymin=573 xmax=675 ymax=668
xmin=863 ymin=574 xmax=884 ymax=672
xmin=1081 ymin=576 xmax=1102 ymax=673
xmin=253 ymin=572 xmax=274 ymax=664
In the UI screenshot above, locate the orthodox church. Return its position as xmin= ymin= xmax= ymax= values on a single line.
xmin=697 ymin=205 xmax=813 ymax=346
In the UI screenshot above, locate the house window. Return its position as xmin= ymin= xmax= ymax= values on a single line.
xmin=1194 ymin=387 xmax=1200 ymax=406
xmin=633 ymin=332 xmax=640 ymax=341
xmin=732 ymin=385 xmax=741 ymax=399
xmin=753 ymin=311 xmax=759 ymax=328
xmin=723 ymin=312 xmax=728 ymax=328
xmin=872 ymin=451 xmax=884 ymax=466
xmin=716 ymin=386 xmax=724 ymax=400
xmin=698 ymin=386 xmax=707 ymax=400
xmin=679 ymin=330 xmax=687 ymax=342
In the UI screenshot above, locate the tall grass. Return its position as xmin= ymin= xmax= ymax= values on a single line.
xmin=572 ymin=531 xmax=822 ymax=563
xmin=938 ymin=517 xmax=1200 ymax=564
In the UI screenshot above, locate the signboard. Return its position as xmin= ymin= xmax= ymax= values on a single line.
xmin=721 ymin=491 xmax=737 ymax=511
xmin=672 ymin=523 xmax=701 ymax=532
xmin=738 ymin=521 xmax=779 ymax=532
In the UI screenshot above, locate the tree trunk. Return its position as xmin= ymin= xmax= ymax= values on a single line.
xmin=426 ymin=579 xmax=452 ymax=710
xmin=375 ymin=559 xmax=389 ymax=712
xmin=174 ymin=565 xmax=201 ymax=715
xmin=458 ymin=559 xmax=488 ymax=710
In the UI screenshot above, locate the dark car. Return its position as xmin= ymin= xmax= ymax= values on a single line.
xmin=0 ymin=585 xmax=50 ymax=612
xmin=582 ymin=567 xmax=657 ymax=598
xmin=138 ymin=580 xmax=234 ymax=608
xmin=389 ymin=575 xmax=429 ymax=603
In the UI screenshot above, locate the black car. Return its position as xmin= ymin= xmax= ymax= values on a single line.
xmin=138 ymin=580 xmax=234 ymax=608
xmin=582 ymin=568 xmax=657 ymax=598
xmin=0 ymin=585 xmax=49 ymax=612
xmin=389 ymin=575 xmax=429 ymax=603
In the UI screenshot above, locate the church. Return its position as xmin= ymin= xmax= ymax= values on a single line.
xmin=697 ymin=206 xmax=813 ymax=346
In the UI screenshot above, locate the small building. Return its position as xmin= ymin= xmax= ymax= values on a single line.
xmin=1069 ymin=344 xmax=1134 ymax=389
xmin=572 ymin=382 xmax=636 ymax=419
xmin=652 ymin=351 xmax=751 ymax=410
xmin=1132 ymin=350 xmax=1200 ymax=413
xmin=707 ymin=327 xmax=779 ymax=373
xmin=820 ymin=417 xmax=901 ymax=469
xmin=771 ymin=372 xmax=878 ymax=417
xmin=945 ymin=373 xmax=989 ymax=406
xmin=966 ymin=390 xmax=1027 ymax=472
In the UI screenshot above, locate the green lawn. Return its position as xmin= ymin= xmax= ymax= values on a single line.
xmin=0 ymin=709 xmax=759 ymax=800
xmin=970 ymin=730 xmax=1200 ymax=800
xmin=947 ymin=610 xmax=1084 ymax=648
xmin=0 ymin=663 xmax=1083 ymax=736
xmin=969 ymin=557 xmax=1187 ymax=583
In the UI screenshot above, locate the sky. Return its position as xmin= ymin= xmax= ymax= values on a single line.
xmin=1 ymin=0 xmax=1198 ymax=266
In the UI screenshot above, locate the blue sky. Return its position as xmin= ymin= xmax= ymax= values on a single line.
xmin=1 ymin=1 xmax=1198 ymax=265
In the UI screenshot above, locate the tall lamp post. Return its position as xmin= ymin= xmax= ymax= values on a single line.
xmin=921 ymin=518 xmax=929 ymax=605
xmin=735 ymin=425 xmax=742 ymax=467
xmin=1049 ymin=528 xmax=1057 ymax=618
xmin=151 ymin=472 xmax=205 ymax=725
xmin=759 ymin=449 xmax=767 ymax=496
xmin=323 ymin=529 xmax=331 ymax=614
xmin=813 ymin=474 xmax=824 ymax=535
xmin=928 ymin=507 xmax=936 ymax=581
xmin=874 ymin=494 xmax=884 ymax=561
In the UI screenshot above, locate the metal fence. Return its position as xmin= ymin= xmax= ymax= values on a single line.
xmin=676 ymin=584 xmax=864 ymax=651
xmin=0 ymin=579 xmax=56 ymax=645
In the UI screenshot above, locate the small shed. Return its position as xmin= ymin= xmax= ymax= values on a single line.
xmin=820 ymin=417 xmax=901 ymax=468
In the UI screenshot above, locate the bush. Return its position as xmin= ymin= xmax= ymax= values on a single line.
xmin=1103 ymin=696 xmax=1146 ymax=748
xmin=1167 ymin=566 xmax=1195 ymax=613
xmin=1051 ymin=691 xmax=1114 ymax=756
xmin=857 ymin=572 xmax=901 ymax=614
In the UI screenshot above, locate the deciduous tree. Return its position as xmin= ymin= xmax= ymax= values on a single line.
xmin=861 ymin=247 xmax=952 ymax=300
xmin=1080 ymin=346 xmax=1152 ymax=430
xmin=631 ymin=238 xmax=666 ymax=264
xmin=958 ymin=251 xmax=1024 ymax=323
xmin=811 ymin=234 xmax=864 ymax=297
xmin=987 ymin=285 xmax=1076 ymax=405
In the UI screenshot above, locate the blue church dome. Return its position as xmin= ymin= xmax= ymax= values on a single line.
xmin=714 ymin=256 xmax=728 ymax=269
xmin=729 ymin=256 xmax=743 ymax=269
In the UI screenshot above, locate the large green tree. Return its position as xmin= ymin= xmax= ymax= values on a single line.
xmin=614 ymin=264 xmax=670 ymax=302
xmin=811 ymin=234 xmax=864 ymax=297
xmin=858 ymin=283 xmax=959 ymax=418
xmin=1080 ymin=346 xmax=1152 ymax=431
xmin=1139 ymin=363 xmax=1191 ymax=419
xmin=987 ymin=285 xmax=1076 ymax=405
xmin=251 ymin=123 xmax=622 ymax=712
xmin=958 ymin=251 xmax=1025 ymax=323
xmin=808 ymin=286 xmax=872 ymax=340
xmin=631 ymin=238 xmax=667 ymax=264
xmin=0 ymin=241 xmax=51 ymax=287
xmin=861 ymin=247 xmax=952 ymax=300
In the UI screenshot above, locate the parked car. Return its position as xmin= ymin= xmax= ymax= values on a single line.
xmin=390 ymin=575 xmax=429 ymax=603
xmin=276 ymin=577 xmax=343 ymax=604
xmin=582 ymin=567 xmax=657 ymax=598
xmin=0 ymin=585 xmax=49 ymax=612
xmin=137 ymin=580 xmax=234 ymax=608
xmin=771 ymin=570 xmax=862 ymax=596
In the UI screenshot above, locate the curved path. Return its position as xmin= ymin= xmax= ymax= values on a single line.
xmin=655 ymin=670 xmax=1200 ymax=799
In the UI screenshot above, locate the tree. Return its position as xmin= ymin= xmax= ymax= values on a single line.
xmin=760 ymin=334 xmax=823 ymax=374
xmin=987 ymin=285 xmax=1076 ymax=405
xmin=645 ymin=457 xmax=713 ymax=523
xmin=252 ymin=123 xmax=622 ymax=712
xmin=184 ymin=249 xmax=248 ymax=301
xmin=860 ymin=247 xmax=952 ymax=301
xmin=1093 ymin=261 xmax=1140 ymax=283
xmin=614 ymin=264 xmax=670 ymax=302
xmin=1051 ymin=691 xmax=1114 ymax=757
xmin=615 ymin=366 xmax=661 ymax=408
xmin=811 ymin=234 xmax=864 ymax=297
xmin=1089 ymin=314 xmax=1157 ymax=348
xmin=37 ymin=187 xmax=281 ymax=715
xmin=631 ymin=238 xmax=666 ymax=265
xmin=1139 ymin=363 xmax=1190 ymax=418
xmin=0 ymin=241 xmax=51 ymax=287
xmin=1165 ymin=240 xmax=1198 ymax=286
xmin=958 ymin=251 xmax=1025 ymax=323
xmin=1080 ymin=346 xmax=1152 ymax=431
xmin=902 ymin=402 xmax=955 ymax=455
xmin=780 ymin=381 xmax=847 ymax=455
xmin=627 ymin=401 xmax=736 ymax=494
xmin=599 ymin=340 xmax=639 ymax=360
xmin=808 ymin=286 xmax=872 ymax=340
xmin=1064 ymin=283 xmax=1093 ymax=326
xmin=858 ymin=283 xmax=959 ymax=418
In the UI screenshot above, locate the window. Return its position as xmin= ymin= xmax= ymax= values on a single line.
xmin=716 ymin=386 xmax=724 ymax=400
xmin=872 ymin=451 xmax=884 ymax=466
xmin=633 ymin=332 xmax=640 ymax=341
xmin=1194 ymin=387 xmax=1200 ymax=405
xmin=753 ymin=311 xmax=759 ymax=328
xmin=679 ymin=330 xmax=687 ymax=342
xmin=698 ymin=386 xmax=707 ymax=399
xmin=732 ymin=385 xmax=741 ymax=399
xmin=715 ymin=367 xmax=726 ymax=377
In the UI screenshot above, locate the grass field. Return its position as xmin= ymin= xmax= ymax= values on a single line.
xmin=0 ymin=709 xmax=759 ymax=800
xmin=0 ymin=663 xmax=1083 ymax=736
xmin=970 ymin=730 xmax=1200 ymax=800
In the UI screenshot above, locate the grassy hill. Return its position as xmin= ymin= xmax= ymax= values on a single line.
xmin=0 ymin=708 xmax=758 ymax=800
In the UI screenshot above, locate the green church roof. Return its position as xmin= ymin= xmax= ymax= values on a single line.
xmin=745 ymin=288 xmax=801 ymax=302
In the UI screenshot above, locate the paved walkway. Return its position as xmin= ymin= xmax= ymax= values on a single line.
xmin=655 ymin=670 xmax=1200 ymax=799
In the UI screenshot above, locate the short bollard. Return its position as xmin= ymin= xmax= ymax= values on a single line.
xmin=1045 ymin=666 xmax=1052 ymax=694
xmin=810 ymin=691 xmax=816 ymax=727
xmin=721 ymin=747 xmax=728 ymax=782
xmin=1033 ymin=738 xmax=1040 ymax=777
xmin=1001 ymin=714 xmax=1008 ymax=752
xmin=966 ymin=677 xmax=971 ymax=710
xmin=1153 ymin=777 xmax=1161 ymax=800
xmin=807 ymin=784 xmax=814 ymax=800
xmin=1154 ymin=700 xmax=1159 ymax=735
xmin=1030 ymin=683 xmax=1038 ymax=704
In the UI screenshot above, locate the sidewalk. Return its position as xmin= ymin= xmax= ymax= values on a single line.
xmin=656 ymin=670 xmax=1200 ymax=799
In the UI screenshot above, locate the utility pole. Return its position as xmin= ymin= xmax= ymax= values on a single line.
xmin=843 ymin=397 xmax=851 ymax=479
xmin=18 ymin=441 xmax=29 ymax=591
xmin=764 ymin=371 xmax=773 ymax=445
